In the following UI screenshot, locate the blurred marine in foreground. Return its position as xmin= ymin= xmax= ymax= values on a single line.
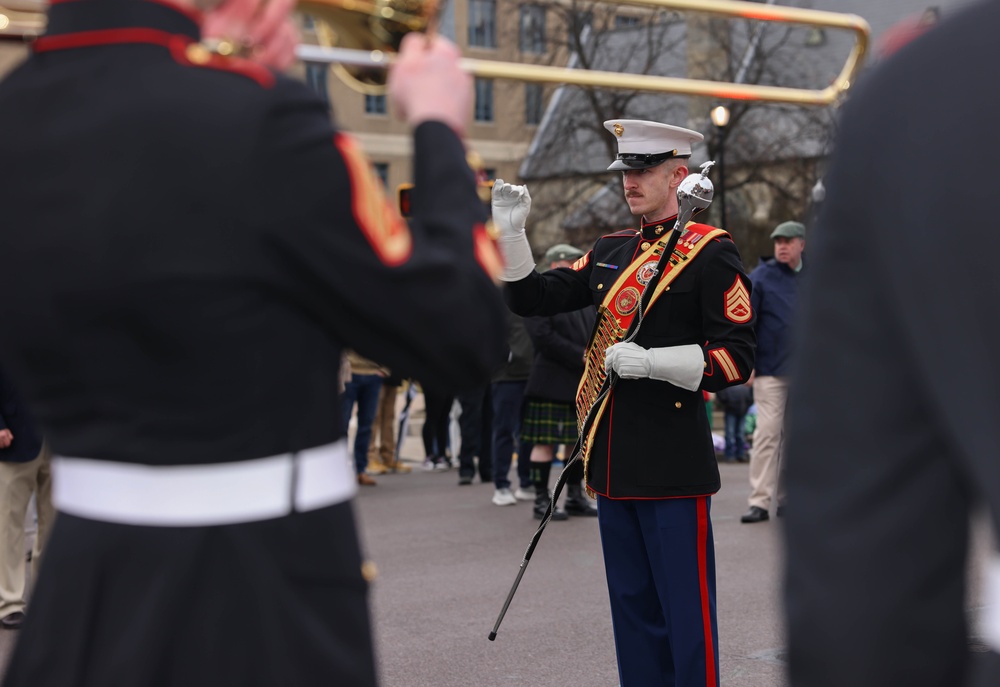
xmin=0 ymin=0 xmax=506 ymax=684
xmin=783 ymin=2 xmax=1000 ymax=685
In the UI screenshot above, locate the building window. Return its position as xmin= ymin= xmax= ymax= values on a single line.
xmin=614 ymin=15 xmax=640 ymax=28
xmin=365 ymin=94 xmax=387 ymax=115
xmin=525 ymin=83 xmax=543 ymax=125
xmin=474 ymin=78 xmax=494 ymax=122
xmin=304 ymin=64 xmax=329 ymax=103
xmin=468 ymin=0 xmax=497 ymax=48
xmin=519 ymin=5 xmax=546 ymax=53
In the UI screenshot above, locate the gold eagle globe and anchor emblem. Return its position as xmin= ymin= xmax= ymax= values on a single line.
xmin=615 ymin=286 xmax=641 ymax=316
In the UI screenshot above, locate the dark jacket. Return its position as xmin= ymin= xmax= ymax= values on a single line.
xmin=784 ymin=3 xmax=1000 ymax=684
xmin=506 ymin=219 xmax=756 ymax=498
xmin=0 ymin=0 xmax=507 ymax=467
xmin=749 ymin=256 xmax=803 ymax=376
xmin=0 ymin=365 xmax=43 ymax=464
xmin=492 ymin=312 xmax=534 ymax=383
xmin=714 ymin=383 xmax=753 ymax=417
xmin=524 ymin=306 xmax=597 ymax=402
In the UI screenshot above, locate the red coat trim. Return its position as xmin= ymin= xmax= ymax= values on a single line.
xmin=34 ymin=27 xmax=177 ymax=53
xmin=33 ymin=27 xmax=275 ymax=89
xmin=697 ymin=496 xmax=718 ymax=687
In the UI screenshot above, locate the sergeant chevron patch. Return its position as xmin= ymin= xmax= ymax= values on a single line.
xmin=723 ymin=276 xmax=752 ymax=323
xmin=710 ymin=348 xmax=741 ymax=382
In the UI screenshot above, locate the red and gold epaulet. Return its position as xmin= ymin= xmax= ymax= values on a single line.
xmin=172 ymin=41 xmax=275 ymax=89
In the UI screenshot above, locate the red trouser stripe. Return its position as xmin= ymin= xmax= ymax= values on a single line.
xmin=696 ymin=496 xmax=717 ymax=687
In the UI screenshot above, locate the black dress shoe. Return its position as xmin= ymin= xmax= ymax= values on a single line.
xmin=458 ymin=474 xmax=473 ymax=485
xmin=740 ymin=506 xmax=769 ymax=523
xmin=1 ymin=611 xmax=25 ymax=630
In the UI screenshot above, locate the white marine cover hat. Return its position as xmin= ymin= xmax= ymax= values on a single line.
xmin=603 ymin=119 xmax=704 ymax=171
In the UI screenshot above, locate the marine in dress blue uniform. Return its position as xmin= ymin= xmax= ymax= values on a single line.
xmin=0 ymin=1 xmax=507 ymax=685
xmin=496 ymin=120 xmax=755 ymax=686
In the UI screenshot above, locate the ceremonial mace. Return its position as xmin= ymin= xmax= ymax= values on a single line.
xmin=488 ymin=161 xmax=716 ymax=641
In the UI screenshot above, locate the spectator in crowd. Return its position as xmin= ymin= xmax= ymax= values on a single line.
xmin=365 ymin=374 xmax=410 ymax=474
xmin=421 ymin=385 xmax=454 ymax=471
xmin=715 ymin=377 xmax=753 ymax=463
xmin=456 ymin=384 xmax=492 ymax=485
xmin=0 ymin=364 xmax=53 ymax=631
xmin=522 ymin=244 xmax=599 ymax=520
xmin=342 ymin=351 xmax=388 ymax=486
xmin=741 ymin=221 xmax=805 ymax=524
xmin=490 ymin=312 xmax=534 ymax=506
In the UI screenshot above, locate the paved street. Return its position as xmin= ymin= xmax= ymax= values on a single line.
xmin=355 ymin=457 xmax=788 ymax=687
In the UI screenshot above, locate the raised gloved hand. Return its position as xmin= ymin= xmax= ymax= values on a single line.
xmin=604 ymin=342 xmax=705 ymax=392
xmin=492 ymin=179 xmax=535 ymax=281
xmin=491 ymin=179 xmax=531 ymax=238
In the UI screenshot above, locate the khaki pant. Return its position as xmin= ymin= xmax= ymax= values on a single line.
xmin=747 ymin=376 xmax=788 ymax=511
xmin=366 ymin=385 xmax=398 ymax=466
xmin=0 ymin=445 xmax=55 ymax=619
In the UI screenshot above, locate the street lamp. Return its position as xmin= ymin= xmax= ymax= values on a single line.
xmin=710 ymin=105 xmax=730 ymax=232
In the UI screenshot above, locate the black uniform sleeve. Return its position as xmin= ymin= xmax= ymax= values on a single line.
xmin=697 ymin=239 xmax=756 ymax=392
xmin=504 ymin=259 xmax=594 ymax=317
xmin=247 ymin=78 xmax=507 ymax=392
xmin=781 ymin=24 xmax=1000 ymax=682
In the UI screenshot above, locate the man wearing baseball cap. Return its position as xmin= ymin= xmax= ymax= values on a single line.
xmin=741 ymin=221 xmax=806 ymax=525
xmin=493 ymin=118 xmax=756 ymax=686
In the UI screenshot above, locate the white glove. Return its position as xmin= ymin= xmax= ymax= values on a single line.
xmin=491 ymin=179 xmax=535 ymax=281
xmin=605 ymin=342 xmax=705 ymax=392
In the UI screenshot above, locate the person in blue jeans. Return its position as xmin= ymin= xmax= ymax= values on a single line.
xmin=490 ymin=312 xmax=534 ymax=506
xmin=714 ymin=380 xmax=754 ymax=462
xmin=341 ymin=351 xmax=387 ymax=485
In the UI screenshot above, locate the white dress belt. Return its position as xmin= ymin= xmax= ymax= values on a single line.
xmin=51 ymin=439 xmax=356 ymax=527
xmin=982 ymin=553 xmax=1000 ymax=654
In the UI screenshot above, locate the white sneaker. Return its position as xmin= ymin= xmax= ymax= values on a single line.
xmin=492 ymin=488 xmax=517 ymax=506
xmin=514 ymin=486 xmax=535 ymax=501
xmin=422 ymin=459 xmax=436 ymax=471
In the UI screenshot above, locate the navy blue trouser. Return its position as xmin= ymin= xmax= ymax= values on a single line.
xmin=597 ymin=495 xmax=719 ymax=687
xmin=341 ymin=373 xmax=383 ymax=474
xmin=490 ymin=380 xmax=531 ymax=490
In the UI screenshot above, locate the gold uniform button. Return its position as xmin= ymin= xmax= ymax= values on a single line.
xmin=640 ymin=241 xmax=651 ymax=250
xmin=186 ymin=44 xmax=212 ymax=65
xmin=655 ymin=225 xmax=665 ymax=235
xmin=675 ymin=401 xmax=682 ymax=409
xmin=361 ymin=560 xmax=378 ymax=582
xmin=664 ymin=286 xmax=670 ymax=292
xmin=597 ymin=283 xmax=604 ymax=289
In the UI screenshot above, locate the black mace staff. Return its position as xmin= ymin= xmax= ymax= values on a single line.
xmin=488 ymin=161 xmax=717 ymax=641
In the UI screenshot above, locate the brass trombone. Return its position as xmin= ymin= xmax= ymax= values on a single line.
xmin=298 ymin=0 xmax=871 ymax=105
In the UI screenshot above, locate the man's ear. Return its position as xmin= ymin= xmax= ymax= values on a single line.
xmin=671 ymin=164 xmax=690 ymax=189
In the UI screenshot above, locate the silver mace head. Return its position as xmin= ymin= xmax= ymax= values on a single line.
xmin=677 ymin=161 xmax=715 ymax=215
